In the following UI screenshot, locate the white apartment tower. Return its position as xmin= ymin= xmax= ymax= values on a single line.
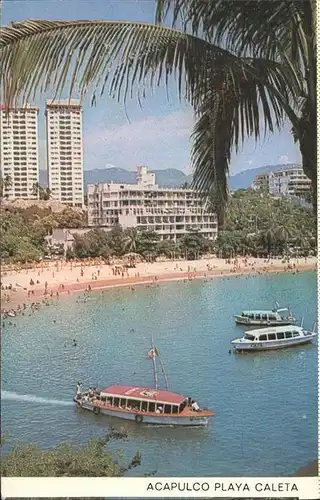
xmin=45 ymin=99 xmax=84 ymax=207
xmin=0 ymin=103 xmax=39 ymax=199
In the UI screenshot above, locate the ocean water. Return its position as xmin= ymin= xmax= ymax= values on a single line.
xmin=1 ymin=271 xmax=318 ymax=476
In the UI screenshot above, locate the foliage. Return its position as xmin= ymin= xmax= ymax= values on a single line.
xmin=0 ymin=174 xmax=12 ymax=198
xmin=0 ymin=206 xmax=86 ymax=263
xmin=215 ymin=189 xmax=316 ymax=257
xmin=32 ymin=182 xmax=52 ymax=200
xmin=1 ymin=428 xmax=141 ymax=477
xmin=1 ymin=2 xmax=316 ymax=221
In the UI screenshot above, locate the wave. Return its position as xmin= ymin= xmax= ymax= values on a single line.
xmin=1 ymin=390 xmax=73 ymax=406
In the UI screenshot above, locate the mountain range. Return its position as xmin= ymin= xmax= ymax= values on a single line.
xmin=39 ymin=163 xmax=300 ymax=190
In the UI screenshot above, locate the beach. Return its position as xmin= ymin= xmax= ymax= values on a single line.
xmin=1 ymin=255 xmax=317 ymax=310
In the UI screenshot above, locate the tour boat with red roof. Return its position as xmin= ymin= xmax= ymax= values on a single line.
xmin=73 ymin=338 xmax=214 ymax=426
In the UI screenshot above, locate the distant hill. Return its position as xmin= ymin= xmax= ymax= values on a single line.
xmin=39 ymin=163 xmax=301 ymax=190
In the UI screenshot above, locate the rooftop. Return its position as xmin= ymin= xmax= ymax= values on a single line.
xmin=100 ymin=384 xmax=186 ymax=405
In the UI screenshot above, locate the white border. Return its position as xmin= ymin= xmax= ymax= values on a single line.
xmin=1 ymin=477 xmax=319 ymax=499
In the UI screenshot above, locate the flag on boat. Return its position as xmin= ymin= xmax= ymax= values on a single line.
xmin=147 ymin=347 xmax=160 ymax=359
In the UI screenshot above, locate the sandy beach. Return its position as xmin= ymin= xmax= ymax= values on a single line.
xmin=1 ymin=256 xmax=317 ymax=311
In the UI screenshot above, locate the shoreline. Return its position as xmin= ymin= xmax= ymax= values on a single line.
xmin=1 ymin=257 xmax=317 ymax=310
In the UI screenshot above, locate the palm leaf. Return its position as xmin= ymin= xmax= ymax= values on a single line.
xmin=0 ymin=19 xmax=302 ymax=221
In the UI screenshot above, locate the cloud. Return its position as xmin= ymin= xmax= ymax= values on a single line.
xmin=278 ymin=154 xmax=289 ymax=164
xmin=84 ymin=110 xmax=193 ymax=150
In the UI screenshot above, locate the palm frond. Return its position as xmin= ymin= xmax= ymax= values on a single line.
xmin=0 ymin=19 xmax=240 ymax=108
xmin=0 ymin=19 xmax=303 ymax=222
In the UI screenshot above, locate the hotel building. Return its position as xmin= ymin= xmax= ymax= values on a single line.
xmin=268 ymin=166 xmax=311 ymax=199
xmin=45 ymin=99 xmax=84 ymax=207
xmin=87 ymin=166 xmax=218 ymax=240
xmin=0 ymin=103 xmax=39 ymax=199
xmin=253 ymin=165 xmax=311 ymax=200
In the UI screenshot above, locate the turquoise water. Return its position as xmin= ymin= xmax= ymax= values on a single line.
xmin=1 ymin=271 xmax=318 ymax=476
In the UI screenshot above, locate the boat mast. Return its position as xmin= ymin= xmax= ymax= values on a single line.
xmin=151 ymin=334 xmax=158 ymax=390
xmin=158 ymin=356 xmax=169 ymax=391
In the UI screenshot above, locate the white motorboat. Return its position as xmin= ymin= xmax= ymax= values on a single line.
xmin=231 ymin=322 xmax=317 ymax=352
xmin=233 ymin=302 xmax=296 ymax=326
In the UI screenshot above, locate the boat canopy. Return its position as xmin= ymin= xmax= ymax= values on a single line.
xmin=99 ymin=384 xmax=186 ymax=406
xmin=244 ymin=325 xmax=301 ymax=336
xmin=239 ymin=309 xmax=283 ymax=315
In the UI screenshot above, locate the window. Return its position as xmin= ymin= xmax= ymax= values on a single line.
xmin=262 ymin=314 xmax=268 ymax=320
xmin=285 ymin=331 xmax=292 ymax=339
xmin=164 ymin=404 xmax=171 ymax=414
xmin=276 ymin=332 xmax=285 ymax=340
xmin=293 ymin=331 xmax=300 ymax=338
xmin=268 ymin=333 xmax=276 ymax=340
xmin=259 ymin=334 xmax=267 ymax=341
xmin=248 ymin=314 xmax=254 ymax=319
xmin=244 ymin=334 xmax=255 ymax=341
xmin=255 ymin=314 xmax=261 ymax=320
xmin=269 ymin=315 xmax=277 ymax=321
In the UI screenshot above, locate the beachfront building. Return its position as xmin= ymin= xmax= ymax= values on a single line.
xmin=252 ymin=172 xmax=269 ymax=191
xmin=252 ymin=165 xmax=311 ymax=200
xmin=0 ymin=103 xmax=39 ymax=199
xmin=268 ymin=167 xmax=311 ymax=199
xmin=45 ymin=99 xmax=84 ymax=207
xmin=87 ymin=166 xmax=218 ymax=240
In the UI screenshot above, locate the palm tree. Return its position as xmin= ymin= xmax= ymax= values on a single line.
xmin=0 ymin=174 xmax=12 ymax=198
xmin=122 ymin=228 xmax=140 ymax=253
xmin=0 ymin=1 xmax=316 ymax=217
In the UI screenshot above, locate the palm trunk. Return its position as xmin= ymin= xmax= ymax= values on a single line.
xmin=298 ymin=110 xmax=317 ymax=216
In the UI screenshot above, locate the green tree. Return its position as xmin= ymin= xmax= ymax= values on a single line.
xmin=1 ymin=429 xmax=141 ymax=477
xmin=0 ymin=1 xmax=316 ymax=220
xmin=0 ymin=174 xmax=12 ymax=198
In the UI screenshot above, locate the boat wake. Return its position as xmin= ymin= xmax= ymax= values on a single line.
xmin=1 ymin=390 xmax=73 ymax=406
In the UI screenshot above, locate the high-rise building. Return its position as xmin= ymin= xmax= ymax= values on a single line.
xmin=45 ymin=99 xmax=83 ymax=207
xmin=0 ymin=103 xmax=39 ymax=199
xmin=87 ymin=166 xmax=218 ymax=240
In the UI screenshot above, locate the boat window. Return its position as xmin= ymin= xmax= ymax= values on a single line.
xmin=269 ymin=315 xmax=277 ymax=321
xmin=101 ymin=396 xmax=106 ymax=403
xmin=172 ymin=405 xmax=178 ymax=414
xmin=149 ymin=402 xmax=155 ymax=413
xmin=285 ymin=331 xmax=292 ymax=339
xmin=127 ymin=398 xmax=140 ymax=410
xmin=277 ymin=332 xmax=285 ymax=340
xmin=293 ymin=331 xmax=300 ymax=337
xmin=120 ymin=398 xmax=127 ymax=408
xmin=262 ymin=314 xmax=268 ymax=320
xmin=114 ymin=397 xmax=120 ymax=406
xmin=141 ymin=401 xmax=148 ymax=412
xmin=164 ymin=404 xmax=171 ymax=414
xmin=259 ymin=334 xmax=267 ymax=341
xmin=248 ymin=314 xmax=254 ymax=319
xmin=255 ymin=314 xmax=261 ymax=320
xmin=244 ymin=334 xmax=255 ymax=341
xmin=268 ymin=333 xmax=276 ymax=340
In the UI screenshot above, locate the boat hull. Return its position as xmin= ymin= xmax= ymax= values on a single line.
xmin=232 ymin=336 xmax=316 ymax=352
xmin=234 ymin=317 xmax=295 ymax=327
xmin=74 ymin=400 xmax=211 ymax=426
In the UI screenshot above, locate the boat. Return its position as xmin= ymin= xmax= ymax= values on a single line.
xmin=231 ymin=321 xmax=317 ymax=352
xmin=73 ymin=338 xmax=214 ymax=426
xmin=233 ymin=302 xmax=296 ymax=326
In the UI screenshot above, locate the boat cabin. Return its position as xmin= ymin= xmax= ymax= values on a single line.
xmin=239 ymin=310 xmax=282 ymax=322
xmin=242 ymin=325 xmax=306 ymax=342
xmin=93 ymin=384 xmax=188 ymax=414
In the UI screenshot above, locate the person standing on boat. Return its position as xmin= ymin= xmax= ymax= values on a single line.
xmin=76 ymin=381 xmax=82 ymax=399
xmin=192 ymin=401 xmax=200 ymax=412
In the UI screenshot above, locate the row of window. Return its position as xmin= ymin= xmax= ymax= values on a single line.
xmin=245 ymin=331 xmax=300 ymax=341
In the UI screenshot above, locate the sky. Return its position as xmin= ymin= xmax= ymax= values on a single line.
xmin=2 ymin=0 xmax=302 ymax=175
